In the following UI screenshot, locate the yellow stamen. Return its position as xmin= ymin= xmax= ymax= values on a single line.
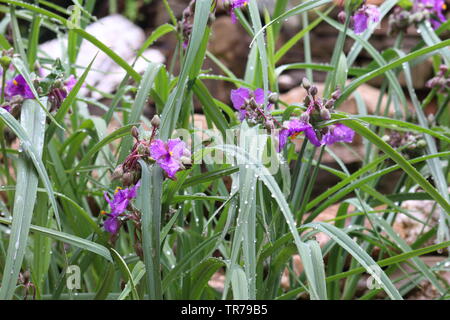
xmin=100 ymin=210 xmax=107 ymax=215
xmin=13 ymin=79 xmax=18 ymax=86
xmin=114 ymin=186 xmax=122 ymax=194
xmin=443 ymin=3 xmax=447 ymax=10
xmin=169 ymin=151 xmax=174 ymax=156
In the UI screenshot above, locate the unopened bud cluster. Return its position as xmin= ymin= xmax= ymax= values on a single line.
xmin=301 ymin=78 xmax=341 ymax=129
xmin=382 ymin=131 xmax=427 ymax=158
xmin=426 ymin=65 xmax=449 ymax=93
xmin=112 ymin=116 xmax=160 ymax=186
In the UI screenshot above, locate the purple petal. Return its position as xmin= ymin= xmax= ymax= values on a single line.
xmin=158 ymin=156 xmax=181 ymax=179
xmin=150 ymin=139 xmax=168 ymax=160
xmin=230 ymin=88 xmax=250 ymax=110
xmin=1 ymin=105 xmax=11 ymax=113
xmin=277 ymin=129 xmax=290 ymax=152
xmin=304 ymin=126 xmax=322 ymax=147
xmin=353 ymin=11 xmax=369 ymax=34
xmin=65 ymin=75 xmax=77 ymax=92
xmin=167 ymin=139 xmax=186 ymax=159
xmin=322 ymin=124 xmax=355 ymax=145
xmin=104 ymin=216 xmax=120 ymax=234
xmin=253 ymin=88 xmax=265 ymax=105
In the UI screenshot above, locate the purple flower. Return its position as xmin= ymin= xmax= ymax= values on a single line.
xmin=278 ymin=119 xmax=322 ymax=150
xmin=228 ymin=0 xmax=248 ymax=23
xmin=353 ymin=5 xmax=381 ymax=34
xmin=230 ymin=87 xmax=272 ymax=121
xmin=322 ymin=123 xmax=355 ymax=145
xmin=64 ymin=75 xmax=77 ymax=93
xmin=5 ymin=74 xmax=34 ymax=99
xmin=150 ymin=138 xmax=190 ymax=179
xmin=278 ymin=119 xmax=355 ymax=150
xmin=415 ymin=0 xmax=447 ymax=28
xmin=102 ymin=182 xmax=140 ymax=234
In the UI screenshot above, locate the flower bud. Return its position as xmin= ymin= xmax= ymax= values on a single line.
xmin=112 ymin=165 xmax=124 ymax=180
xmin=331 ymin=88 xmax=341 ymax=100
xmin=122 ymin=172 xmax=133 ymax=186
xmin=268 ymin=92 xmax=279 ymax=104
xmin=131 ymin=126 xmax=139 ymax=140
xmin=302 ymin=77 xmax=311 ymax=90
xmin=300 ymin=112 xmax=310 ymax=123
xmin=151 ymin=115 xmax=161 ymax=128
xmin=324 ymin=99 xmax=335 ymax=109
xmin=320 ymin=108 xmax=331 ymax=120
xmin=308 ymin=85 xmax=318 ymax=96
xmin=181 ymin=156 xmax=192 ymax=167
xmin=0 ymin=56 xmax=11 ymax=70
xmin=249 ymin=97 xmax=259 ymax=109
xmin=416 ymin=139 xmax=427 ymax=148
xmin=208 ymin=13 xmax=216 ymax=26
xmin=338 ymin=11 xmax=347 ymax=24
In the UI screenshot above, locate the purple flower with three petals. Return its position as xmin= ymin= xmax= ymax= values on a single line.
xmin=150 ymin=138 xmax=190 ymax=179
xmin=278 ymin=119 xmax=322 ymax=151
xmin=353 ymin=4 xmax=381 ymax=34
xmin=5 ymin=74 xmax=34 ymax=99
xmin=231 ymin=87 xmax=272 ymax=121
xmin=102 ymin=182 xmax=141 ymax=234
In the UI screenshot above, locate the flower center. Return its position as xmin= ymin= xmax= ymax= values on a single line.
xmin=13 ymin=79 xmax=18 ymax=86
xmin=114 ymin=187 xmax=122 ymax=194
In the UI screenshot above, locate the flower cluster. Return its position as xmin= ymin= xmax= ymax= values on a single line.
xmin=426 ymin=65 xmax=449 ymax=93
xmin=112 ymin=115 xmax=192 ymax=185
xmin=278 ymin=79 xmax=355 ymax=151
xmin=382 ymin=130 xmax=427 ymax=159
xmin=230 ymin=87 xmax=277 ymax=125
xmin=388 ymin=0 xmax=447 ymax=34
xmin=0 ymin=56 xmax=78 ymax=116
xmin=104 ymin=116 xmax=192 ymax=235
